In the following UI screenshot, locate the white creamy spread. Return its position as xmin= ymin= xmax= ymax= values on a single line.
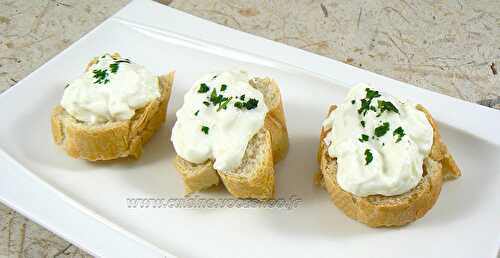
xmin=171 ymin=70 xmax=268 ymax=171
xmin=322 ymin=84 xmax=433 ymax=197
xmin=61 ymin=54 xmax=160 ymax=124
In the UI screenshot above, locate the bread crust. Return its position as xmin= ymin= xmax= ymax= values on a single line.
xmin=174 ymin=77 xmax=288 ymax=200
xmin=218 ymin=129 xmax=276 ymax=199
xmin=51 ymin=71 xmax=174 ymax=161
xmin=317 ymin=105 xmax=461 ymax=227
xmin=259 ymin=78 xmax=289 ymax=163
xmin=175 ymin=156 xmax=220 ymax=194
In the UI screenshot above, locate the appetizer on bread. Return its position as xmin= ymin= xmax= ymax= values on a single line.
xmin=171 ymin=70 xmax=288 ymax=200
xmin=51 ymin=53 xmax=174 ymax=161
xmin=317 ymin=84 xmax=461 ymax=227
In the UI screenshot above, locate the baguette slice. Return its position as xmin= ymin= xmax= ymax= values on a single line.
xmin=317 ymin=105 xmax=461 ymax=227
xmin=175 ymin=77 xmax=288 ymax=199
xmin=51 ymin=65 xmax=174 ymax=161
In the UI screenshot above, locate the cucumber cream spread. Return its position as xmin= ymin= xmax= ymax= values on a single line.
xmin=61 ymin=54 xmax=160 ymax=124
xmin=322 ymin=84 xmax=433 ymax=197
xmin=171 ymin=70 xmax=268 ymax=171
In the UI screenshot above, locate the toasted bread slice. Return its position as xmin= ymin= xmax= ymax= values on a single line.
xmin=317 ymin=105 xmax=461 ymax=227
xmin=51 ymin=71 xmax=174 ymax=161
xmin=175 ymin=77 xmax=288 ymax=199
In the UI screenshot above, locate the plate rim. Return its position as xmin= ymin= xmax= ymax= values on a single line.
xmin=0 ymin=0 xmax=499 ymax=257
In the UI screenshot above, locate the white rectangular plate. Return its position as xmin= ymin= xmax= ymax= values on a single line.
xmin=1 ymin=1 xmax=499 ymax=257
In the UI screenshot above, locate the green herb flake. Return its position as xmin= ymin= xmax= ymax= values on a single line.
xmin=244 ymin=98 xmax=259 ymax=110
xmin=377 ymin=100 xmax=399 ymax=115
xmin=234 ymin=101 xmax=243 ymax=109
xmin=194 ymin=110 xmax=199 ymax=116
xmin=220 ymin=84 xmax=227 ymax=91
xmin=203 ymin=101 xmax=210 ymax=107
xmin=240 ymin=94 xmax=246 ymax=100
xmin=357 ymin=88 xmax=381 ymax=116
xmin=393 ymin=126 xmax=406 ymax=143
xmin=351 ymin=100 xmax=356 ymax=104
xmin=217 ymin=97 xmax=233 ymax=111
xmin=365 ymin=88 xmax=381 ymax=99
xmin=374 ymin=122 xmax=390 ymax=137
xmin=210 ymin=88 xmax=218 ymax=102
xmin=358 ymin=134 xmax=369 ymax=142
xmin=364 ymin=149 xmax=373 ymax=165
xmin=209 ymin=88 xmax=225 ymax=105
xmin=201 ymin=126 xmax=209 ymax=135
xmin=109 ymin=63 xmax=119 ymax=73
xmin=361 ymin=120 xmax=366 ymax=128
xmin=358 ymin=99 xmax=370 ymax=115
xmin=92 ymin=69 xmax=109 ymax=84
xmin=198 ymin=83 xmax=210 ymax=93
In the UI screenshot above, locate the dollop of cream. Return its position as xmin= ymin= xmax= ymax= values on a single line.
xmin=171 ymin=70 xmax=268 ymax=171
xmin=323 ymin=84 xmax=433 ymax=197
xmin=61 ymin=54 xmax=160 ymax=124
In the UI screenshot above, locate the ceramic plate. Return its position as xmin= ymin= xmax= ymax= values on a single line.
xmin=0 ymin=1 xmax=499 ymax=257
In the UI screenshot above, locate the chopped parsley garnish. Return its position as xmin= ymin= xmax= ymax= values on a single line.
xmin=351 ymin=100 xmax=356 ymax=104
xmin=359 ymin=134 xmax=369 ymax=142
xmin=109 ymin=59 xmax=130 ymax=74
xmin=357 ymin=88 xmax=381 ymax=116
xmin=212 ymin=75 xmax=217 ymax=80
xmin=234 ymin=98 xmax=259 ymax=110
xmin=364 ymin=149 xmax=373 ymax=165
xmin=209 ymin=88 xmax=225 ymax=104
xmin=217 ymin=97 xmax=233 ymax=111
xmin=109 ymin=63 xmax=119 ymax=73
xmin=91 ymin=58 xmax=132 ymax=84
xmin=393 ymin=126 xmax=406 ymax=143
xmin=201 ymin=126 xmax=209 ymax=135
xmin=374 ymin=122 xmax=390 ymax=137
xmin=194 ymin=110 xmax=199 ymax=116
xmin=197 ymin=83 xmax=259 ymax=112
xmin=206 ymin=88 xmax=233 ymax=111
xmin=366 ymin=88 xmax=381 ymax=99
xmin=360 ymin=120 xmax=366 ymax=128
xmin=244 ymin=98 xmax=259 ymax=110
xmin=358 ymin=99 xmax=371 ymax=115
xmin=198 ymin=83 xmax=210 ymax=93
xmin=92 ymin=69 xmax=109 ymax=84
xmin=377 ymin=100 xmax=399 ymax=116
xmin=234 ymin=101 xmax=243 ymax=109
xmin=209 ymin=88 xmax=219 ymax=102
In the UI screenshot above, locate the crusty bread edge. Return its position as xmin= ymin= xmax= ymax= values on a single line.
xmin=174 ymin=157 xmax=220 ymax=194
xmin=317 ymin=105 xmax=461 ymax=227
xmin=259 ymin=78 xmax=289 ymax=163
xmin=218 ymin=129 xmax=276 ymax=199
xmin=51 ymin=71 xmax=174 ymax=161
